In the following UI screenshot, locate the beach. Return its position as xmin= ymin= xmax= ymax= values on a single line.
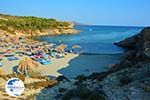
xmin=1 ymin=53 xmax=78 ymax=77
xmin=0 ymin=31 xmax=79 ymax=99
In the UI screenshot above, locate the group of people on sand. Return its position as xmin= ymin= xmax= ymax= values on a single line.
xmin=0 ymin=32 xmax=82 ymax=69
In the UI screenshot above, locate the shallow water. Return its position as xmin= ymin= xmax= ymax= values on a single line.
xmin=58 ymin=54 xmax=122 ymax=78
xmin=36 ymin=25 xmax=143 ymax=77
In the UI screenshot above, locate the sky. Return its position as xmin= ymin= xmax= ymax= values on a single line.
xmin=0 ymin=0 xmax=149 ymax=26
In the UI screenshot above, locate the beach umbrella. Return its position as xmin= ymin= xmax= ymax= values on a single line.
xmin=55 ymin=44 xmax=68 ymax=51
xmin=17 ymin=57 xmax=39 ymax=76
xmin=43 ymin=45 xmax=51 ymax=50
xmin=0 ymin=68 xmax=4 ymax=74
xmin=72 ymin=45 xmax=81 ymax=49
xmin=72 ymin=45 xmax=82 ymax=53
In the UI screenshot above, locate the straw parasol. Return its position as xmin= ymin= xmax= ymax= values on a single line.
xmin=0 ymin=68 xmax=4 ymax=75
xmin=17 ymin=57 xmax=39 ymax=76
xmin=72 ymin=45 xmax=81 ymax=49
xmin=72 ymin=45 xmax=82 ymax=53
xmin=55 ymin=44 xmax=67 ymax=52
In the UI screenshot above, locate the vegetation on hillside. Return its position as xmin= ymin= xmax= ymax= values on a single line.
xmin=0 ymin=13 xmax=72 ymax=35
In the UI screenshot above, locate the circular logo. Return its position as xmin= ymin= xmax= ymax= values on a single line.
xmin=5 ymin=78 xmax=25 ymax=97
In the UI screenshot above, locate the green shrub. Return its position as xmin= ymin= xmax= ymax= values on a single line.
xmin=0 ymin=13 xmax=72 ymax=34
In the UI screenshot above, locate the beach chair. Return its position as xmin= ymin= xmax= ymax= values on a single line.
xmin=40 ymin=59 xmax=51 ymax=65
xmin=56 ymin=54 xmax=64 ymax=59
xmin=8 ymin=56 xmax=19 ymax=61
xmin=50 ymin=52 xmax=55 ymax=58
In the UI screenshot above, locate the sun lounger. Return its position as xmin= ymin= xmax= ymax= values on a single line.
xmin=34 ymin=55 xmax=42 ymax=59
xmin=40 ymin=59 xmax=51 ymax=65
xmin=56 ymin=54 xmax=64 ymax=59
xmin=50 ymin=52 xmax=55 ymax=58
xmin=35 ymin=58 xmax=42 ymax=62
xmin=8 ymin=56 xmax=19 ymax=61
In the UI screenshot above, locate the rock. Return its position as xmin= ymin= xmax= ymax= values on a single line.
xmin=56 ymin=75 xmax=70 ymax=82
xmin=120 ymin=76 xmax=132 ymax=86
xmin=143 ymin=41 xmax=150 ymax=58
xmin=62 ymin=87 xmax=92 ymax=100
xmin=74 ymin=75 xmax=87 ymax=85
xmin=114 ymin=34 xmax=140 ymax=49
xmin=87 ymin=90 xmax=107 ymax=100
xmin=136 ymin=50 xmax=146 ymax=60
xmin=142 ymin=27 xmax=150 ymax=41
xmin=144 ymin=48 xmax=150 ymax=59
xmin=122 ymin=50 xmax=137 ymax=60
xmin=58 ymin=88 xmax=67 ymax=92
xmin=136 ymin=39 xmax=144 ymax=50
xmin=144 ymin=41 xmax=150 ymax=49
xmin=87 ymin=72 xmax=110 ymax=81
xmin=109 ymin=60 xmax=132 ymax=72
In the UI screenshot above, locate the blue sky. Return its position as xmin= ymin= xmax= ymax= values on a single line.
xmin=0 ymin=0 xmax=149 ymax=26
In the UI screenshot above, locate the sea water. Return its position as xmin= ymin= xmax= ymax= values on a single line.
xmin=36 ymin=26 xmax=143 ymax=78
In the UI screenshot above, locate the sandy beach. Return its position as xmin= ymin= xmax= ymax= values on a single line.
xmin=1 ymin=53 xmax=78 ymax=77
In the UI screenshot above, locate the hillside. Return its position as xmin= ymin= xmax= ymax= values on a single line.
xmin=0 ymin=13 xmax=78 ymax=36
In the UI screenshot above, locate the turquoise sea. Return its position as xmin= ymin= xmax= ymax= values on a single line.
xmin=36 ymin=26 xmax=143 ymax=78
